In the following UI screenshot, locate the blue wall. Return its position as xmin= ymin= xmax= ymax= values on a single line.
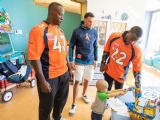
xmin=0 ymin=0 xmax=81 ymax=61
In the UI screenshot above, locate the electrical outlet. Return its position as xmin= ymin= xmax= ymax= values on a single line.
xmin=19 ymin=30 xmax=22 ymax=34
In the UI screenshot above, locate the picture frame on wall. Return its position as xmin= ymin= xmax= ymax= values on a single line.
xmin=93 ymin=20 xmax=108 ymax=48
xmin=92 ymin=18 xmax=128 ymax=49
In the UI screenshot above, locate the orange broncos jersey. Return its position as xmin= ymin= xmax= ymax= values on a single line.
xmin=28 ymin=21 xmax=68 ymax=79
xmin=104 ymin=32 xmax=141 ymax=83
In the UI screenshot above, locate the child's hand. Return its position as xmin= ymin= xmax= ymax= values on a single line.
xmin=120 ymin=91 xmax=125 ymax=96
xmin=119 ymin=89 xmax=125 ymax=92
xmin=123 ymin=89 xmax=126 ymax=92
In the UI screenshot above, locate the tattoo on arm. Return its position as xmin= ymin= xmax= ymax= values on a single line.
xmin=101 ymin=51 xmax=109 ymax=65
xmin=133 ymin=71 xmax=141 ymax=88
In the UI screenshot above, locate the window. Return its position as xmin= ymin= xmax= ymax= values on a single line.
xmin=147 ymin=10 xmax=160 ymax=51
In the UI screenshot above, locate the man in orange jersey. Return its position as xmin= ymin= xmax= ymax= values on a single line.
xmin=28 ymin=2 xmax=73 ymax=120
xmin=100 ymin=26 xmax=143 ymax=107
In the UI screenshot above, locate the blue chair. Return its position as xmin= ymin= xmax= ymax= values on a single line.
xmin=153 ymin=55 xmax=160 ymax=70
xmin=144 ymin=53 xmax=160 ymax=66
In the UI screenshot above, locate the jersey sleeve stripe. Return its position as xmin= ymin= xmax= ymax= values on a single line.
xmin=43 ymin=27 xmax=49 ymax=49
xmin=40 ymin=26 xmax=49 ymax=79
xmin=110 ymin=37 xmax=120 ymax=46
xmin=130 ymin=44 xmax=135 ymax=61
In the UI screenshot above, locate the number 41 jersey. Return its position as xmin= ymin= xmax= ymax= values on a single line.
xmin=104 ymin=32 xmax=141 ymax=83
xmin=28 ymin=21 xmax=68 ymax=79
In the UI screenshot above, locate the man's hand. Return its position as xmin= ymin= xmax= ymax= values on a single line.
xmin=135 ymin=88 xmax=142 ymax=95
xmin=70 ymin=62 xmax=76 ymax=70
xmin=139 ymin=89 xmax=142 ymax=95
xmin=100 ymin=65 xmax=108 ymax=72
xmin=93 ymin=61 xmax=97 ymax=70
xmin=69 ymin=70 xmax=74 ymax=81
xmin=31 ymin=60 xmax=51 ymax=93
xmin=40 ymin=81 xmax=52 ymax=93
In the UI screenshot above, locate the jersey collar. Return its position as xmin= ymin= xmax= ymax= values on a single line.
xmin=122 ymin=31 xmax=128 ymax=44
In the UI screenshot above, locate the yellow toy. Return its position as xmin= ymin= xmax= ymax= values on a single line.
xmin=125 ymin=87 xmax=157 ymax=120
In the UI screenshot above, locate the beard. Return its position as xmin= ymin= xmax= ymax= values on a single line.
xmin=123 ymin=37 xmax=128 ymax=45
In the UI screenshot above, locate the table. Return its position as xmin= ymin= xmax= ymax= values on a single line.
xmin=111 ymin=87 xmax=160 ymax=120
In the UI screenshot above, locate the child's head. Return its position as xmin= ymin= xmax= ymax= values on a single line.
xmin=96 ymin=79 xmax=108 ymax=93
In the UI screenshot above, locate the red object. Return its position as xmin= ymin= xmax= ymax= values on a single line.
xmin=28 ymin=69 xmax=34 ymax=78
xmin=0 ymin=79 xmax=14 ymax=89
xmin=5 ymin=79 xmax=14 ymax=88
xmin=113 ymin=43 xmax=119 ymax=49
xmin=154 ymin=98 xmax=157 ymax=104
xmin=47 ymin=33 xmax=54 ymax=40
xmin=0 ymin=80 xmax=5 ymax=89
xmin=77 ymin=54 xmax=81 ymax=59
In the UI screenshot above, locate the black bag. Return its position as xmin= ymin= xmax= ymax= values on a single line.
xmin=0 ymin=60 xmax=18 ymax=77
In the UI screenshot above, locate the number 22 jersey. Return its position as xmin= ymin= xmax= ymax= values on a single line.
xmin=104 ymin=32 xmax=141 ymax=83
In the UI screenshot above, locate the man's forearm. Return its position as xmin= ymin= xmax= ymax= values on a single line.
xmin=31 ymin=60 xmax=46 ymax=84
xmin=101 ymin=51 xmax=109 ymax=65
xmin=133 ymin=71 xmax=141 ymax=88
xmin=66 ymin=55 xmax=72 ymax=71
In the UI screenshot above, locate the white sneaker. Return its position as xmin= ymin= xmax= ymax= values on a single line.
xmin=69 ymin=103 xmax=76 ymax=115
xmin=81 ymin=94 xmax=90 ymax=103
xmin=60 ymin=118 xmax=68 ymax=120
xmin=52 ymin=118 xmax=68 ymax=120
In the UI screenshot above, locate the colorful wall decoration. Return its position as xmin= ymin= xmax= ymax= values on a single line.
xmin=0 ymin=6 xmax=14 ymax=33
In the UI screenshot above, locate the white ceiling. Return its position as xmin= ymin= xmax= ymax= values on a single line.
xmin=146 ymin=0 xmax=160 ymax=11
xmin=34 ymin=0 xmax=81 ymax=14
xmin=75 ymin=0 xmax=160 ymax=11
xmin=34 ymin=0 xmax=160 ymax=14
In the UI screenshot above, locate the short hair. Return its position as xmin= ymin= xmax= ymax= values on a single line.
xmin=48 ymin=2 xmax=63 ymax=12
xmin=130 ymin=26 xmax=143 ymax=38
xmin=84 ymin=12 xmax=95 ymax=18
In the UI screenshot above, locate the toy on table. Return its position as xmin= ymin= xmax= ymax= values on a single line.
xmin=125 ymin=86 xmax=157 ymax=120
xmin=135 ymin=87 xmax=141 ymax=110
xmin=126 ymin=99 xmax=157 ymax=120
xmin=116 ymin=85 xmax=137 ymax=99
